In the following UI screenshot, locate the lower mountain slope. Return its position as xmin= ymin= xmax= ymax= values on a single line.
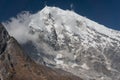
xmin=0 ymin=23 xmax=82 ymax=80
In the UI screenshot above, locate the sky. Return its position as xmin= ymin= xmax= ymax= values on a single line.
xmin=0 ymin=0 xmax=120 ymax=30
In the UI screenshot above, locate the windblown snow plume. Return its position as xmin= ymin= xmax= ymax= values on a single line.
xmin=3 ymin=11 xmax=37 ymax=44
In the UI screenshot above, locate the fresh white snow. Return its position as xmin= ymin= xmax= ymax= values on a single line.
xmin=81 ymin=63 xmax=90 ymax=70
xmin=29 ymin=6 xmax=120 ymax=49
xmin=30 ymin=6 xmax=120 ymax=36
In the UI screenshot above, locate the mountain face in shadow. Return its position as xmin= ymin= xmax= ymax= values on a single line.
xmin=0 ymin=23 xmax=82 ymax=80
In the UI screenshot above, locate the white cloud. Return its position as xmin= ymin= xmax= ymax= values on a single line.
xmin=2 ymin=11 xmax=36 ymax=44
xmin=70 ymin=3 xmax=74 ymax=11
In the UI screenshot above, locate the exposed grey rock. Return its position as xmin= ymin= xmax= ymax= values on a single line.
xmin=0 ymin=23 xmax=10 ymax=54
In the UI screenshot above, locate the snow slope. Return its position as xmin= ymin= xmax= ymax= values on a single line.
xmin=29 ymin=6 xmax=120 ymax=48
xmin=30 ymin=6 xmax=120 ymax=40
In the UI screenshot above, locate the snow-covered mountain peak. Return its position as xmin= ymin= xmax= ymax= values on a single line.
xmin=4 ymin=6 xmax=120 ymax=80
xmin=29 ymin=6 xmax=120 ymax=48
xmin=30 ymin=6 xmax=120 ymax=34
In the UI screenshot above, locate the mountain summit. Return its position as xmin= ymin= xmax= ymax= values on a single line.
xmin=4 ymin=6 xmax=120 ymax=80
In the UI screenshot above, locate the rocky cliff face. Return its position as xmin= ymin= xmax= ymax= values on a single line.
xmin=0 ymin=23 xmax=82 ymax=80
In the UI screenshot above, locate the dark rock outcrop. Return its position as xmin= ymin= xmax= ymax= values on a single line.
xmin=0 ymin=23 xmax=10 ymax=54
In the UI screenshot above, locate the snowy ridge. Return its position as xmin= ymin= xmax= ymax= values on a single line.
xmin=29 ymin=6 xmax=120 ymax=40
xmin=29 ymin=6 xmax=120 ymax=49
